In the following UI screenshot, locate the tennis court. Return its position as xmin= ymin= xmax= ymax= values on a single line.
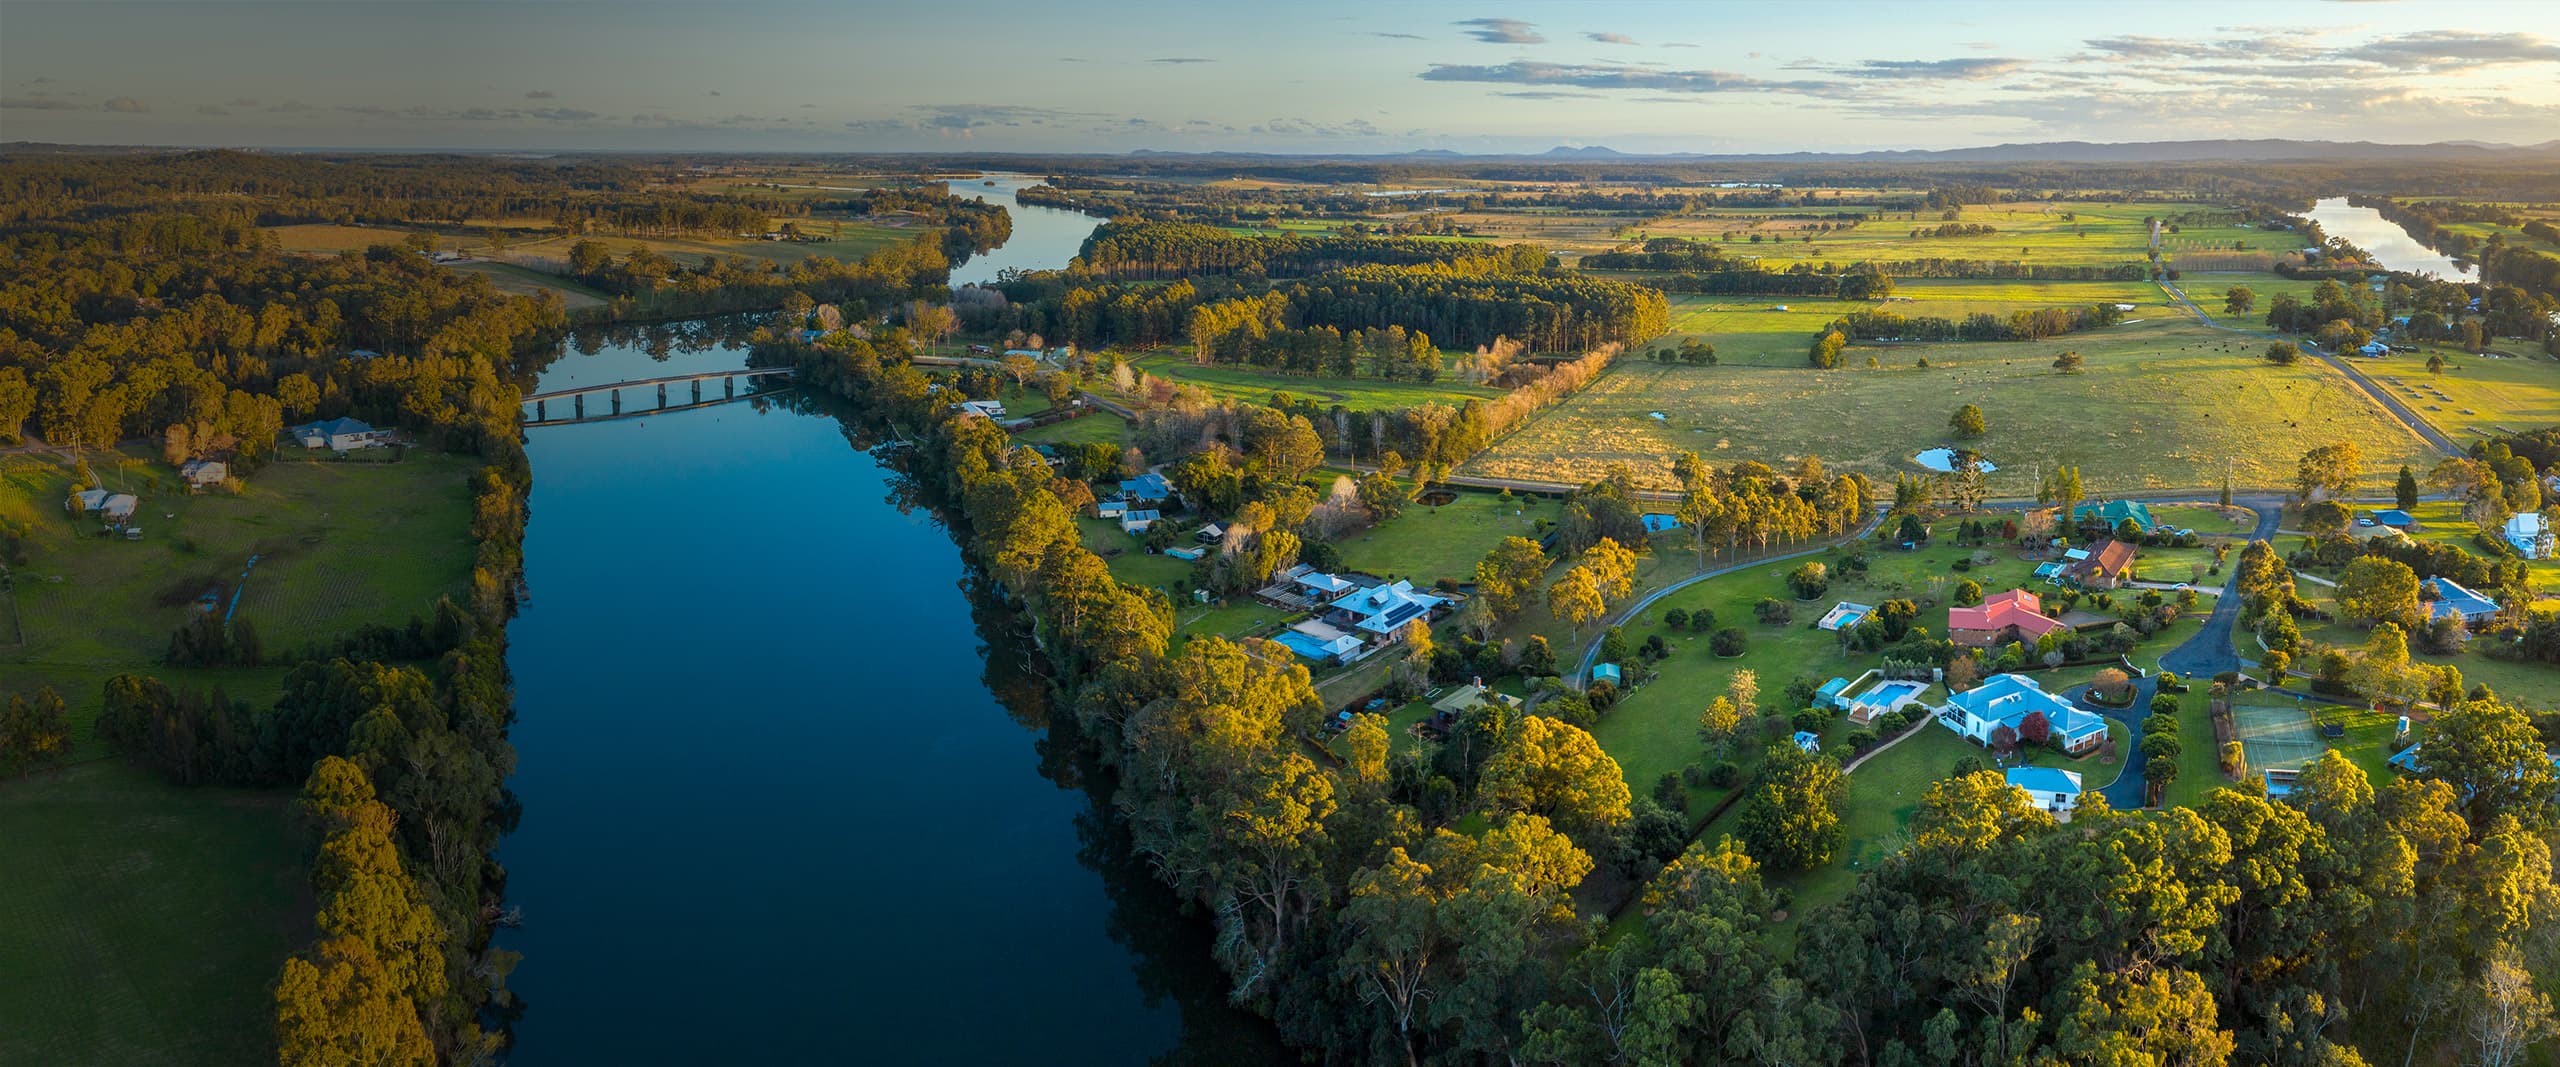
xmin=2235 ymin=701 xmax=2325 ymax=773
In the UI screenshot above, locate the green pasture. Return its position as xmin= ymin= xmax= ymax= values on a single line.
xmin=1016 ymin=412 xmax=1131 ymax=447
xmin=1333 ymin=489 xmax=1561 ymax=587
xmin=1639 ymin=280 xmax=2173 ymax=368
xmin=1463 ymin=320 xmax=2433 ymax=496
xmin=0 ymin=760 xmax=306 ymax=1067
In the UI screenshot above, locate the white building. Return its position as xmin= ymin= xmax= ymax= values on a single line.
xmin=2506 ymin=513 xmax=2552 ymax=560
xmin=2006 ymin=766 xmax=2084 ymax=820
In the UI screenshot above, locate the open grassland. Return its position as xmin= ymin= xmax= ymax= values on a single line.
xmin=1643 ymin=279 xmax=2174 ymax=367
xmin=2364 ymin=349 xmax=2560 ymax=446
xmin=1464 ymin=320 xmax=2432 ymax=496
xmin=1017 ymin=412 xmax=1131 ymax=447
xmin=1616 ymin=201 xmax=2308 ymax=270
xmin=1128 ymin=351 xmax=1506 ymax=411
xmin=0 ymin=760 xmax=307 ymax=1067
xmin=447 ymin=260 xmax=611 ymax=309
xmin=1 ymin=449 xmax=476 ymax=684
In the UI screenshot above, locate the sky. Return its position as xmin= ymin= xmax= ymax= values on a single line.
xmin=4 ymin=0 xmax=2559 ymax=154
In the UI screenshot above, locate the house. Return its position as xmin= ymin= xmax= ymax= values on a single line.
xmin=1323 ymin=580 xmax=1447 ymax=642
xmin=1120 ymin=509 xmax=1161 ymax=535
xmin=1293 ymin=570 xmax=1357 ymax=599
xmin=1640 ymin=512 xmax=1682 ymax=534
xmin=952 ymin=399 xmax=1007 ymax=419
xmin=2505 ymin=513 xmax=2552 ymax=560
xmin=2005 ymin=766 xmax=2084 ymax=819
xmin=68 ymin=487 xmax=109 ymax=514
xmin=1590 ymin=662 xmax=1622 ymax=688
xmin=290 ymin=417 xmax=383 ymax=451
xmin=1948 ymin=589 xmax=2069 ymax=648
xmin=2073 ymin=499 xmax=2157 ymax=533
xmin=1095 ymin=500 xmax=1128 ymax=519
xmin=1792 ymin=730 xmax=1821 ymax=754
xmin=2058 ymin=539 xmax=2137 ymax=589
xmin=2357 ymin=341 xmax=2390 ymax=358
xmin=1816 ymin=601 xmax=1874 ymax=631
xmin=2368 ymin=509 xmax=2416 ymax=531
xmin=179 ymin=459 xmax=227 ymax=489
xmin=1196 ymin=523 xmax=1226 ymax=544
xmin=101 ymin=493 xmax=139 ymax=526
xmin=1120 ymin=472 xmax=1174 ymax=505
xmin=1938 ymin=673 xmax=2109 ymax=755
xmin=2423 ymin=577 xmax=2499 ymax=625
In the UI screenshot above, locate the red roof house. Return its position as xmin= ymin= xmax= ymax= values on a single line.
xmin=1949 ymin=589 xmax=2069 ymax=648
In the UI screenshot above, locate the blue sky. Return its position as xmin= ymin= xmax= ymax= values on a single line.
xmin=4 ymin=0 xmax=2557 ymax=153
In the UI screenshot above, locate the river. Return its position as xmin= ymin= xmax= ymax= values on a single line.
xmin=2302 ymin=196 xmax=2479 ymax=282
xmin=944 ymin=174 xmax=1103 ymax=287
xmin=498 ymin=178 xmax=1288 ymax=1063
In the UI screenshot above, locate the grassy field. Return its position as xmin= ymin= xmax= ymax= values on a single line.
xmin=1611 ymin=201 xmax=2308 ymax=269
xmin=1637 ymin=279 xmax=2175 ymax=368
xmin=2 ymin=450 xmax=476 ymax=682
xmin=447 ymin=260 xmax=611 ymax=310
xmin=1464 ymin=320 xmax=2433 ymax=496
xmin=0 ymin=760 xmax=308 ymax=1067
xmin=1017 ymin=412 xmax=1131 ymax=447
xmin=1126 ymin=351 xmax=1507 ymax=412
xmin=2366 ymin=349 xmax=2560 ymax=446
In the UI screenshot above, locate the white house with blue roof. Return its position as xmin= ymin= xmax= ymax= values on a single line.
xmin=2506 ymin=513 xmax=2552 ymax=560
xmin=290 ymin=417 xmax=383 ymax=451
xmin=2005 ymin=766 xmax=2083 ymax=819
xmin=2422 ymin=577 xmax=2499 ymax=625
xmin=1323 ymin=580 xmax=1446 ymax=639
xmin=1938 ymin=673 xmax=2108 ymax=755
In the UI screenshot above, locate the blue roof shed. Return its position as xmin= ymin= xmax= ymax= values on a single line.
xmin=1590 ymin=663 xmax=1622 ymax=687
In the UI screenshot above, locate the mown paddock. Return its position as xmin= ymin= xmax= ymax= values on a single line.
xmin=1126 ymin=350 xmax=1508 ymax=412
xmin=1642 ymin=278 xmax=2175 ymax=367
xmin=2234 ymin=700 xmax=2326 ymax=774
xmin=1462 ymin=320 xmax=2434 ymax=496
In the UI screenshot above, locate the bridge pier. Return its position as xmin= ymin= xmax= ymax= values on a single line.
xmin=574 ymin=394 xmax=584 ymax=418
xmin=658 ymin=382 xmax=668 ymax=408
xmin=692 ymin=379 xmax=702 ymax=403
xmin=724 ymin=376 xmax=734 ymax=398
xmin=611 ymin=389 xmax=621 ymax=414
xmin=536 ymin=399 xmax=546 ymax=421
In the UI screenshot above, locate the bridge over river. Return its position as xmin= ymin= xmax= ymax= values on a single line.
xmin=520 ymin=367 xmax=795 ymax=427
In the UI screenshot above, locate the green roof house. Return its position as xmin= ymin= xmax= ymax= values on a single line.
xmin=2072 ymin=499 xmax=2156 ymax=532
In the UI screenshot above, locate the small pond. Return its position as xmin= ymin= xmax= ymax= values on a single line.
xmin=1914 ymin=447 xmax=1998 ymax=473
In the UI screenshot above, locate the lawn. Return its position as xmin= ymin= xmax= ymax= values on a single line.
xmin=2274 ymin=577 xmax=2560 ymax=716
xmin=1017 ymin=412 xmax=1131 ymax=447
xmin=1463 ymin=319 xmax=2432 ymax=497
xmin=1126 ymin=351 xmax=1506 ymax=412
xmin=447 ymin=260 xmax=611 ymax=310
xmin=1332 ymin=489 xmax=1562 ymax=587
xmin=0 ymin=759 xmax=308 ymax=1067
xmin=2363 ymin=348 xmax=2560 ymax=447
xmin=2389 ymin=499 xmax=2560 ymax=595
xmin=1616 ymin=201 xmax=2305 ymax=270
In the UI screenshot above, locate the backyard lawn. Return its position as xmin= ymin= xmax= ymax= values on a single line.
xmin=1332 ymin=489 xmax=1561 ymax=587
xmin=1017 ymin=412 xmax=1131 ymax=447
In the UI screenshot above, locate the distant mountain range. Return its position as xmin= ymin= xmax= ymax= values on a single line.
xmin=1127 ymin=138 xmax=2560 ymax=164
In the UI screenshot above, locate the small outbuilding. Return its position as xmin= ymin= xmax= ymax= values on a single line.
xmin=1120 ymin=509 xmax=1161 ymax=535
xmin=2006 ymin=766 xmax=2083 ymax=819
xmin=101 ymin=493 xmax=139 ymax=525
xmin=180 ymin=459 xmax=228 ymax=489
xmin=1589 ymin=662 xmax=1623 ymax=688
xmin=1792 ymin=730 xmax=1821 ymax=754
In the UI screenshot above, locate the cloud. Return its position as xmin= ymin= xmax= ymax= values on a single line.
xmin=264 ymin=100 xmax=313 ymax=113
xmin=1150 ymin=57 xmax=1214 ymax=64
xmin=1420 ymin=60 xmax=1833 ymax=95
xmin=851 ymin=103 xmax=1107 ymax=134
xmin=1496 ymin=90 xmax=1602 ymax=100
xmin=1586 ymin=32 xmax=1637 ymax=45
xmin=1837 ymin=57 xmax=2028 ymax=80
xmin=1369 ymin=32 xmax=1425 ymax=40
xmin=197 ymin=104 xmax=230 ymax=116
xmin=0 ymin=96 xmax=81 ymax=110
xmin=708 ymin=90 xmax=721 ymax=96
xmin=228 ymin=97 xmax=260 ymax=108
xmin=526 ymin=90 xmax=556 ymax=99
xmin=1456 ymin=18 xmax=1544 ymax=44
xmin=2340 ymin=30 xmax=2560 ymax=70
xmin=102 ymin=96 xmax=149 ymax=113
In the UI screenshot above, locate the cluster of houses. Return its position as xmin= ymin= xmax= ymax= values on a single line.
xmin=1260 ymin=564 xmax=1450 ymax=666
xmin=2360 ymin=506 xmax=2548 ymax=562
xmin=1093 ymin=472 xmax=1176 ymax=536
xmin=68 ymin=487 xmax=141 ymax=531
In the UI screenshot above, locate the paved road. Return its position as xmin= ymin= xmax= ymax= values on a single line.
xmin=2155 ymin=278 xmax=2459 ymax=457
